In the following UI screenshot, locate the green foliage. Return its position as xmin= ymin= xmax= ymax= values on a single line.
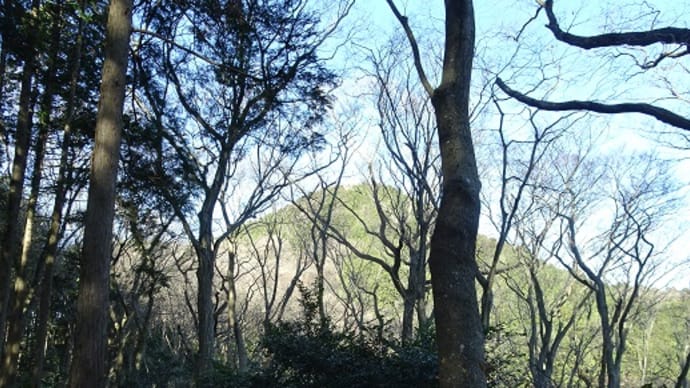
xmin=484 ymin=324 xmax=530 ymax=387
xmin=127 ymin=328 xmax=195 ymax=387
xmin=219 ymin=284 xmax=438 ymax=388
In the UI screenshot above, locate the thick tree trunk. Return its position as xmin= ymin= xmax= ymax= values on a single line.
xmin=191 ymin=135 xmax=232 ymax=386
xmin=67 ymin=0 xmax=132 ymax=386
xmin=427 ymin=0 xmax=486 ymax=386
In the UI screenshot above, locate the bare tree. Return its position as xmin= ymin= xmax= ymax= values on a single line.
xmin=371 ymin=36 xmax=440 ymax=341
xmin=502 ymin=135 xmax=599 ymax=388
xmin=385 ymin=0 xmax=486 ymax=385
xmin=241 ymin=211 xmax=311 ymax=326
xmin=308 ymin=42 xmax=440 ymax=342
xmin=108 ymin=207 xmax=175 ymax=386
xmin=550 ymin=153 xmax=679 ymax=388
xmin=266 ymin=115 xmax=357 ymax=328
xmin=477 ymin=90 xmax=582 ymax=333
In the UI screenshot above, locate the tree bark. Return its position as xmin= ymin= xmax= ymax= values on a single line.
xmin=227 ymin=253 xmax=248 ymax=372
xmin=428 ymin=0 xmax=485 ymax=386
xmin=401 ymin=292 xmax=415 ymax=343
xmin=195 ymin=209 xmax=218 ymax=386
xmin=67 ymin=0 xmax=132 ymax=386
xmin=387 ymin=0 xmax=485 ymax=385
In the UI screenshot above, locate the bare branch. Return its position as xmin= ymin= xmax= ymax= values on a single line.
xmin=496 ymin=77 xmax=690 ymax=131
xmin=514 ymin=4 xmax=543 ymax=41
xmin=543 ymin=0 xmax=690 ymax=49
xmin=642 ymin=46 xmax=690 ymax=69
xmin=384 ymin=0 xmax=435 ymax=97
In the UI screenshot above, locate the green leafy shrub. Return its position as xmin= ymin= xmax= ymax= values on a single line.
xmin=222 ymin=284 xmax=438 ymax=387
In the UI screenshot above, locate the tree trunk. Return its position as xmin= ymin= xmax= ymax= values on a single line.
xmin=67 ymin=0 xmax=131 ymax=386
xmin=428 ymin=0 xmax=486 ymax=386
xmin=316 ymin=259 xmax=327 ymax=327
xmin=0 ymin=14 xmax=37 ymax=374
xmin=1 ymin=10 xmax=62 ymax=382
xmin=190 ymin=137 xmax=231 ymax=386
xmin=401 ymin=292 xmax=414 ymax=343
xmin=409 ymin=245 xmax=428 ymax=341
xmin=195 ymin=214 xmax=216 ymax=386
xmin=30 ymin=1 xmax=84 ymax=382
xmin=403 ymin=247 xmax=425 ymax=343
xmin=30 ymin=257 xmax=56 ymax=388
xmin=227 ymin=255 xmax=248 ymax=372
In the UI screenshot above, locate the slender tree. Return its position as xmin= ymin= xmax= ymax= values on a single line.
xmin=30 ymin=1 xmax=87 ymax=384
xmin=547 ymin=153 xmax=678 ymax=388
xmin=0 ymin=5 xmax=69 ymax=383
xmin=0 ymin=0 xmax=39 ymax=357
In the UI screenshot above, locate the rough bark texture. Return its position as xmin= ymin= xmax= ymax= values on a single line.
xmin=387 ymin=0 xmax=485 ymax=384
xmin=67 ymin=0 xmax=132 ymax=386
xmin=427 ymin=0 xmax=486 ymax=386
xmin=227 ymin=256 xmax=249 ymax=372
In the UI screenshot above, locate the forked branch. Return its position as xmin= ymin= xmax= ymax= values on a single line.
xmin=384 ymin=0 xmax=434 ymax=96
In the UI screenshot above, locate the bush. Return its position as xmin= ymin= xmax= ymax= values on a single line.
xmin=221 ymin=284 xmax=438 ymax=387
